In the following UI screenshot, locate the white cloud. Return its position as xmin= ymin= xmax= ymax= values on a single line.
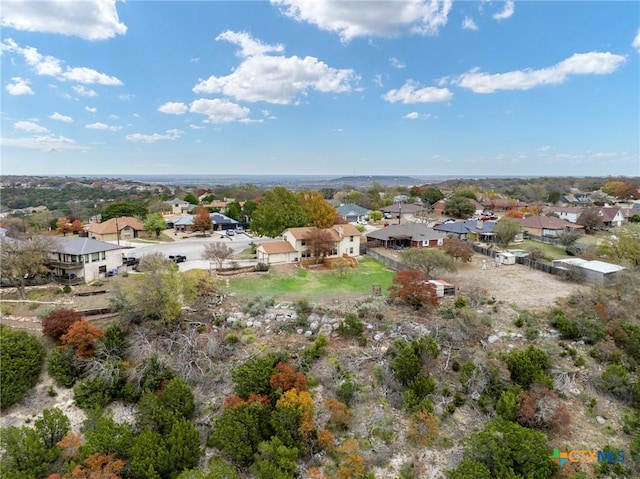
xmin=125 ymin=129 xmax=184 ymax=143
xmin=389 ymin=57 xmax=406 ymax=69
xmin=453 ymin=51 xmax=626 ymax=93
xmin=271 ymin=0 xmax=452 ymax=42
xmin=5 ymin=76 xmax=33 ymax=95
xmin=2 ymin=39 xmax=123 ymax=85
xmin=108 ymin=114 xmax=118 ymax=120
xmin=49 ymin=112 xmax=73 ymax=123
xmin=633 ymin=28 xmax=640 ymax=53
xmin=462 ymin=16 xmax=478 ymax=31
xmin=14 ymin=120 xmax=48 ymax=133
xmin=158 ymin=102 xmax=188 ymax=115
xmin=118 ymin=93 xmax=132 ymax=100
xmin=373 ymin=73 xmax=384 ymax=87
xmin=493 ymin=0 xmax=514 ymax=21
xmin=85 ymin=106 xmax=97 ymax=113
xmin=261 ymin=109 xmax=277 ymax=120
xmin=190 ymin=57 xmax=200 ymax=63
xmin=62 ymin=67 xmax=121 ymax=85
xmin=0 ymin=0 xmax=126 ymax=40
xmin=189 ymin=124 xmax=205 ymax=129
xmin=403 ymin=111 xmax=433 ymax=120
xmin=193 ymin=31 xmax=359 ymax=104
xmin=383 ymin=80 xmax=452 ymax=103
xmin=73 ymin=85 xmax=98 ymax=97
xmin=0 ymin=134 xmax=84 ymax=151
xmin=216 ymin=30 xmax=284 ymax=57
xmin=85 ymin=122 xmax=121 ymax=131
xmin=190 ymin=98 xmax=252 ymax=123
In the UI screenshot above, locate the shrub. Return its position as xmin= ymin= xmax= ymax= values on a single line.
xmin=270 ymin=363 xmax=308 ymax=393
xmin=496 ymin=386 xmax=522 ymax=421
xmin=599 ymin=364 xmax=630 ymax=399
xmin=516 ymin=385 xmax=571 ymax=435
xmin=0 ymin=325 xmax=45 ymax=410
xmin=34 ymin=407 xmax=70 ymax=449
xmin=337 ymin=314 xmax=365 ymax=339
xmin=407 ymin=410 xmax=439 ymax=447
xmin=60 ymin=319 xmax=104 ymax=357
xmin=299 ymin=334 xmax=328 ymax=370
xmin=42 ymin=308 xmax=84 ymax=340
xmin=232 ymin=354 xmax=281 ymax=399
xmin=255 ymin=262 xmax=270 ymax=272
xmin=0 ymin=426 xmax=49 ymax=478
xmin=48 ymin=347 xmax=84 ymax=388
xmin=337 ymin=378 xmax=358 ymax=406
xmin=74 ymin=377 xmax=116 ymax=410
xmin=504 ymin=346 xmax=551 ymax=388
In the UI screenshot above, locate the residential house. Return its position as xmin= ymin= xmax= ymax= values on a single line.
xmin=589 ymin=207 xmax=625 ymax=228
xmin=165 ymin=198 xmax=195 ymax=215
xmin=545 ymin=206 xmax=584 ymax=223
xmin=380 ymin=204 xmax=424 ymax=224
xmin=365 ymin=224 xmax=447 ymax=249
xmin=47 ymin=237 xmax=124 ymax=284
xmin=336 ymin=203 xmax=371 ymax=223
xmin=281 ymin=224 xmax=361 ymax=261
xmin=517 ymin=216 xmax=583 ymax=238
xmin=173 ymin=212 xmax=239 ymax=233
xmin=433 ymin=220 xmax=498 ymax=242
xmin=86 ymin=216 xmax=148 ymax=242
xmin=256 ymin=241 xmax=298 ymax=265
xmin=431 ymin=199 xmax=483 ymax=216
xmin=560 ymin=193 xmax=591 ymax=205
xmin=481 ymin=198 xmax=526 ymax=212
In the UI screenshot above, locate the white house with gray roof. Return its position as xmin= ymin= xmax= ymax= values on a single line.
xmin=47 ymin=237 xmax=123 ymax=284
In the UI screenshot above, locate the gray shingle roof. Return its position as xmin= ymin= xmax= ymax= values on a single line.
xmin=53 ymin=237 xmax=122 ymax=255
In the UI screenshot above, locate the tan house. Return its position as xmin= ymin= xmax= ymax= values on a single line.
xmin=256 ymin=241 xmax=298 ymax=264
xmin=86 ymin=217 xmax=148 ymax=242
xmin=517 ymin=216 xmax=583 ymax=238
xmin=282 ymin=224 xmax=361 ymax=261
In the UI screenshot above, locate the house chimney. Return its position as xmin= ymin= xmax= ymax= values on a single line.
xmin=476 ymin=220 xmax=483 ymax=230
xmin=337 ymin=226 xmax=344 ymax=237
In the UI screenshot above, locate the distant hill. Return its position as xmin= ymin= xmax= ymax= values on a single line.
xmin=328 ymin=175 xmax=424 ymax=187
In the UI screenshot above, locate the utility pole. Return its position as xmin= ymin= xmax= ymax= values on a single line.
xmin=115 ymin=217 xmax=120 ymax=246
xmin=398 ymin=204 xmax=402 ymax=225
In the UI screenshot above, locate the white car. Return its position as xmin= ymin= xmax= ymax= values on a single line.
xmin=357 ymin=219 xmax=368 ymax=225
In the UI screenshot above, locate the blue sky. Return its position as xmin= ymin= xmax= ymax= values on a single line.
xmin=1 ymin=0 xmax=639 ymax=177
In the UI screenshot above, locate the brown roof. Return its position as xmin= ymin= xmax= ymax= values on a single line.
xmin=259 ymin=241 xmax=297 ymax=254
xmin=518 ymin=216 xmax=582 ymax=230
xmin=286 ymin=224 xmax=361 ymax=241
xmin=380 ymin=204 xmax=424 ymax=214
xmin=87 ymin=216 xmax=145 ymax=234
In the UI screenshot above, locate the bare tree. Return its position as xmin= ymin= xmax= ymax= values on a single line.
xmin=202 ymin=242 xmax=234 ymax=269
xmin=307 ymin=228 xmax=334 ymax=264
xmin=0 ymin=235 xmax=59 ymax=299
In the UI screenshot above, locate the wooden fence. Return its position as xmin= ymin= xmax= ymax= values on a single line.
xmin=364 ymin=248 xmax=410 ymax=272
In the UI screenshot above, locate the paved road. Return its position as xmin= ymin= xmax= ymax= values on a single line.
xmin=122 ymin=233 xmax=279 ymax=272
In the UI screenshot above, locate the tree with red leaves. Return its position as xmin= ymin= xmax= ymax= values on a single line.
xmin=388 ymin=270 xmax=438 ymax=310
xmin=270 ymin=362 xmax=308 ymax=392
xmin=42 ymin=309 xmax=84 ymax=340
xmin=60 ymin=319 xmax=104 ymax=357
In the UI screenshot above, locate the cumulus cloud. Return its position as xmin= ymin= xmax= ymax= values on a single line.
xmin=389 ymin=57 xmax=406 ymax=69
xmin=383 ymin=80 xmax=452 ymax=103
xmin=190 ymin=98 xmax=252 ymax=123
xmin=49 ymin=112 xmax=73 ymax=123
xmin=158 ymin=102 xmax=188 ymax=114
xmin=493 ymin=0 xmax=514 ymax=21
xmin=0 ymin=0 xmax=126 ymax=40
xmin=0 ymin=134 xmax=84 ymax=151
xmin=14 ymin=120 xmax=48 ymax=133
xmin=85 ymin=122 xmax=121 ymax=131
xmin=2 ymin=39 xmax=122 ymax=85
xmin=125 ymin=129 xmax=184 ymax=143
xmin=73 ymin=85 xmax=98 ymax=97
xmin=193 ymin=31 xmax=359 ymax=104
xmin=5 ymin=76 xmax=33 ymax=95
xmin=633 ymin=28 xmax=640 ymax=53
xmin=271 ymin=0 xmax=452 ymax=42
xmin=452 ymin=51 xmax=626 ymax=93
xmin=462 ymin=16 xmax=478 ymax=31
xmin=403 ymin=111 xmax=433 ymax=120
xmin=85 ymin=106 xmax=97 ymax=113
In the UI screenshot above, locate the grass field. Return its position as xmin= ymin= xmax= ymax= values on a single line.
xmin=226 ymin=257 xmax=396 ymax=302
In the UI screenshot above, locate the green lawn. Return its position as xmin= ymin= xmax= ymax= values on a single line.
xmin=225 ymin=257 xmax=396 ymax=302
xmin=520 ymin=240 xmax=567 ymax=260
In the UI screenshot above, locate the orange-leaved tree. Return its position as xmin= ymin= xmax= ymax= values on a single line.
xmin=60 ymin=319 xmax=104 ymax=357
xmin=388 ymin=269 xmax=438 ymax=310
xmin=42 ymin=309 xmax=84 ymax=340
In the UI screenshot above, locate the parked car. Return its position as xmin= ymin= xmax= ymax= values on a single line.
xmin=169 ymin=255 xmax=187 ymax=263
xmin=442 ymin=218 xmax=457 ymax=224
xmin=123 ymin=257 xmax=139 ymax=266
xmin=226 ymin=229 xmax=235 ymax=236
xmin=383 ymin=212 xmax=393 ymax=219
xmin=357 ymin=219 xmax=368 ymax=225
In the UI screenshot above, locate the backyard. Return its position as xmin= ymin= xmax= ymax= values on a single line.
xmin=225 ymin=257 xmax=396 ymax=302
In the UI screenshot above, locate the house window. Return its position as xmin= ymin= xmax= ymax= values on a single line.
xmin=301 ymin=240 xmax=306 ymax=246
xmin=101 ymin=252 xmax=106 ymax=260
xmin=302 ymin=251 xmax=311 ymax=258
xmin=330 ymin=248 xmax=338 ymax=256
xmin=84 ymin=254 xmax=90 ymax=262
xmin=91 ymin=252 xmax=100 ymax=262
xmin=349 ymin=247 xmax=354 ymax=254
xmin=99 ymin=265 xmax=107 ymax=273
xmin=350 ymin=236 xmax=354 ymax=242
